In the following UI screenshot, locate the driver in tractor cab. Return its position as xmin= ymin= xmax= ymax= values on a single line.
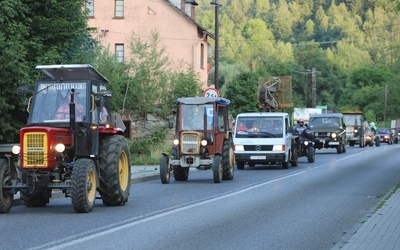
xmin=54 ymin=90 xmax=84 ymax=121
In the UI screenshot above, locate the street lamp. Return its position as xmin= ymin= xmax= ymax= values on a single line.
xmin=185 ymin=0 xmax=220 ymax=90
xmin=184 ymin=0 xmax=198 ymax=5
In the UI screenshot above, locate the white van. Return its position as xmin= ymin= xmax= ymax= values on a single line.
xmin=233 ymin=112 xmax=296 ymax=169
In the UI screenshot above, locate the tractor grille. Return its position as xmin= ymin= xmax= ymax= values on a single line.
xmin=181 ymin=134 xmax=199 ymax=154
xmin=23 ymin=132 xmax=48 ymax=167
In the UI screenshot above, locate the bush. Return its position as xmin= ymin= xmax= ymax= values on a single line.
xmin=129 ymin=126 xmax=168 ymax=160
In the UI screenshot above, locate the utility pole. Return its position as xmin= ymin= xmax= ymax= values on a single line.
xmin=212 ymin=0 xmax=219 ymax=90
xmin=311 ymin=67 xmax=316 ymax=108
xmin=384 ymin=85 xmax=388 ymax=123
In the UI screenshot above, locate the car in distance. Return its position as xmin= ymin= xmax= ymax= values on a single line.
xmin=377 ymin=128 xmax=394 ymax=144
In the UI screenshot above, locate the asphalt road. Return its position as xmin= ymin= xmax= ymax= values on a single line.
xmin=1 ymin=144 xmax=399 ymax=250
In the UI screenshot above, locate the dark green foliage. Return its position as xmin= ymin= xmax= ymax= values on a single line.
xmin=224 ymin=72 xmax=260 ymax=117
xmin=129 ymin=127 xmax=167 ymax=157
xmin=0 ymin=0 xmax=96 ymax=142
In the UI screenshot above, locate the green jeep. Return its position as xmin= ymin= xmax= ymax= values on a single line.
xmin=309 ymin=113 xmax=347 ymax=154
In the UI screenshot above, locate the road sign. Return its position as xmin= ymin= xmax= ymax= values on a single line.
xmin=204 ymin=87 xmax=220 ymax=98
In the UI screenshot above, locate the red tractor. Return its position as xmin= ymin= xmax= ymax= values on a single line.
xmin=0 ymin=64 xmax=131 ymax=213
xmin=159 ymin=97 xmax=234 ymax=183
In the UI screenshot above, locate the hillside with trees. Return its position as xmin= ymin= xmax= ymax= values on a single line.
xmin=195 ymin=0 xmax=400 ymax=124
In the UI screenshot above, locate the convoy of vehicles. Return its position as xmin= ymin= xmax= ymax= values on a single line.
xmin=0 ymin=64 xmax=131 ymax=213
xmin=2 ymin=66 xmax=396 ymax=211
xmin=309 ymin=113 xmax=347 ymax=154
xmin=159 ymin=97 xmax=234 ymax=183
xmin=342 ymin=110 xmax=366 ymax=147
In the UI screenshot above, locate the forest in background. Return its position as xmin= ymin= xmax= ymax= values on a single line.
xmin=194 ymin=0 xmax=400 ymax=124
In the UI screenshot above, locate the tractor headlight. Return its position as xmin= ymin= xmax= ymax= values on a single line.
xmin=11 ymin=145 xmax=20 ymax=155
xmin=303 ymin=141 xmax=309 ymax=146
xmin=55 ymin=143 xmax=66 ymax=153
xmin=201 ymin=140 xmax=207 ymax=146
xmin=354 ymin=129 xmax=358 ymax=133
xmin=173 ymin=139 xmax=179 ymax=145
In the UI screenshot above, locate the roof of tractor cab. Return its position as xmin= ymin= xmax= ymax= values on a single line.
xmin=177 ymin=97 xmax=230 ymax=106
xmin=35 ymin=64 xmax=109 ymax=83
xmin=310 ymin=113 xmax=343 ymax=118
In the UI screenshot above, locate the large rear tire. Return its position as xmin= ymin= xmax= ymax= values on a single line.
xmin=160 ymin=156 xmax=170 ymax=184
xmin=222 ymin=139 xmax=234 ymax=180
xmin=71 ymin=158 xmax=98 ymax=213
xmin=0 ymin=159 xmax=13 ymax=213
xmin=98 ymin=135 xmax=131 ymax=206
xmin=213 ymin=155 xmax=222 ymax=183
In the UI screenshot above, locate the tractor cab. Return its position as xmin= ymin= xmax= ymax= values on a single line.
xmin=26 ymin=64 xmax=112 ymax=127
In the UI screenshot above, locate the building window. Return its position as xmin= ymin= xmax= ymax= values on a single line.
xmin=115 ymin=44 xmax=124 ymax=62
xmin=86 ymin=0 xmax=94 ymax=17
xmin=115 ymin=0 xmax=124 ymax=18
xmin=197 ymin=43 xmax=205 ymax=69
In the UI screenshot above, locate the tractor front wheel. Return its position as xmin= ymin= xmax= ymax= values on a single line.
xmin=0 ymin=159 xmax=13 ymax=213
xmin=213 ymin=156 xmax=223 ymax=183
xmin=160 ymin=156 xmax=170 ymax=184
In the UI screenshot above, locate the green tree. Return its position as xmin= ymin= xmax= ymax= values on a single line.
xmin=93 ymin=46 xmax=129 ymax=111
xmin=123 ymin=31 xmax=201 ymax=117
xmin=224 ymin=72 xmax=259 ymax=116
xmin=0 ymin=0 xmax=95 ymax=142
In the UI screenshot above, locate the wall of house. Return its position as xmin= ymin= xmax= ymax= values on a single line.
xmin=88 ymin=0 xmax=210 ymax=88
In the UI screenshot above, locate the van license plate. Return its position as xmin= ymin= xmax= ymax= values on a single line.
xmin=250 ymin=156 xmax=266 ymax=160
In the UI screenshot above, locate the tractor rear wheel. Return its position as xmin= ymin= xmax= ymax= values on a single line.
xmin=71 ymin=158 xmax=98 ymax=213
xmin=98 ymin=135 xmax=131 ymax=206
xmin=0 ymin=159 xmax=13 ymax=213
xmin=222 ymin=139 xmax=234 ymax=180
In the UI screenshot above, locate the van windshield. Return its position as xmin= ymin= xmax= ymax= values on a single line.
xmin=235 ymin=116 xmax=284 ymax=138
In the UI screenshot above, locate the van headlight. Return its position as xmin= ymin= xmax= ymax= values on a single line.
xmin=273 ymin=145 xmax=284 ymax=151
xmin=235 ymin=145 xmax=244 ymax=151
